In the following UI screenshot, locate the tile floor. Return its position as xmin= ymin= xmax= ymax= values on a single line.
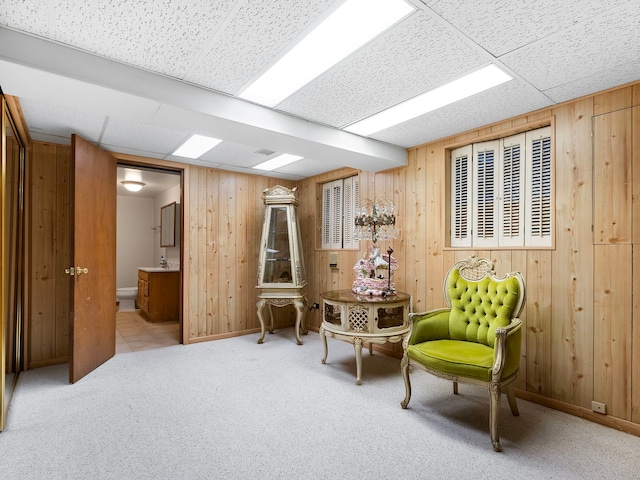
xmin=116 ymin=309 xmax=180 ymax=354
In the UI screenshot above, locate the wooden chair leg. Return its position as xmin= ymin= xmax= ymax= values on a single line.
xmin=400 ymin=355 xmax=412 ymax=409
xmin=506 ymin=386 xmax=519 ymax=416
xmin=489 ymin=383 xmax=502 ymax=452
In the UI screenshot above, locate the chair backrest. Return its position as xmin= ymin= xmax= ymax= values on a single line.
xmin=443 ymin=256 xmax=525 ymax=347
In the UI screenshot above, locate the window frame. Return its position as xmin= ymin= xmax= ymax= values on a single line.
xmin=320 ymin=174 xmax=359 ymax=250
xmin=449 ymin=125 xmax=554 ymax=249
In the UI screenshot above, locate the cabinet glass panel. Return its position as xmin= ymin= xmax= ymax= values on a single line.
xmin=377 ymin=306 xmax=404 ymax=329
xmin=324 ymin=303 xmax=342 ymax=325
xmin=262 ymin=207 xmax=292 ymax=284
xmin=294 ymin=216 xmax=306 ymax=281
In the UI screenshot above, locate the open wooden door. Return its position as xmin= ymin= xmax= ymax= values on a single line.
xmin=69 ymin=134 xmax=117 ymax=383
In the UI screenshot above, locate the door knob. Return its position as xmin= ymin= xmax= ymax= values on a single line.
xmin=65 ymin=267 xmax=88 ymax=276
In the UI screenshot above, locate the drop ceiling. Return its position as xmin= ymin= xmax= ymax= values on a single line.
xmin=1 ymin=0 xmax=639 ymax=180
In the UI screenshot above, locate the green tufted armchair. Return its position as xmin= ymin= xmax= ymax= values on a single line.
xmin=400 ymin=256 xmax=525 ymax=452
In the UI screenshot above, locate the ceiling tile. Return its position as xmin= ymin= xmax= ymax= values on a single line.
xmin=500 ymin=2 xmax=640 ymax=91
xmin=52 ymin=0 xmax=237 ymax=79
xmin=278 ymin=10 xmax=488 ymax=128
xmin=370 ymin=79 xmax=553 ymax=147
xmin=185 ymin=0 xmax=338 ymax=95
xmin=428 ymin=0 xmax=629 ymax=56
xmin=199 ymin=141 xmax=265 ymax=168
xmin=19 ymin=97 xmax=106 ymax=143
xmin=102 ymin=143 xmax=168 ymax=161
xmin=101 ymin=118 xmax=188 ymax=155
xmin=0 ymin=0 xmax=50 ymax=36
xmin=544 ymin=58 xmax=640 ymax=103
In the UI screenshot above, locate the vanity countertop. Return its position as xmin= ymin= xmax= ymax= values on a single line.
xmin=138 ymin=267 xmax=180 ymax=273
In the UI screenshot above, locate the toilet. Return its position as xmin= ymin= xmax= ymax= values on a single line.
xmin=116 ymin=287 xmax=138 ymax=311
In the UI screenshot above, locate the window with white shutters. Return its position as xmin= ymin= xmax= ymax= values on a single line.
xmin=321 ymin=175 xmax=359 ymax=249
xmin=450 ymin=126 xmax=552 ymax=248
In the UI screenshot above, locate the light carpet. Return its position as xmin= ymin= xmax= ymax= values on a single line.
xmin=2 ymin=329 xmax=639 ymax=480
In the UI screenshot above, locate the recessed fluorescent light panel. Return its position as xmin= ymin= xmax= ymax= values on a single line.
xmin=253 ymin=154 xmax=303 ymax=171
xmin=344 ymin=64 xmax=513 ymax=136
xmin=239 ymin=0 xmax=414 ymax=107
xmin=172 ymin=134 xmax=222 ymax=159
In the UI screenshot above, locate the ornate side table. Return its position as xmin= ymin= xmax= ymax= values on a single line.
xmin=320 ymin=289 xmax=411 ymax=385
xmin=256 ymin=293 xmax=307 ymax=345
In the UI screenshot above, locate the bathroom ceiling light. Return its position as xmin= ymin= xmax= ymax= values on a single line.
xmin=122 ymin=181 xmax=145 ymax=192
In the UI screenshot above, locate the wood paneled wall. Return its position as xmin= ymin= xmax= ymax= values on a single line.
xmin=297 ymin=81 xmax=640 ymax=430
xmin=25 ymin=81 xmax=640 ymax=432
xmin=185 ymin=167 xmax=294 ymax=342
xmin=28 ymin=142 xmax=71 ymax=368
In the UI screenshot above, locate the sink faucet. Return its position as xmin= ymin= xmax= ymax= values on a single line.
xmin=160 ymin=256 xmax=169 ymax=269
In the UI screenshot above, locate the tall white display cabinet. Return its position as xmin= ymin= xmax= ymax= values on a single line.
xmin=256 ymin=185 xmax=307 ymax=344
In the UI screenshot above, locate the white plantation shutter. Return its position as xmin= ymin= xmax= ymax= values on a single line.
xmin=321 ymin=183 xmax=332 ymax=249
xmin=450 ymin=145 xmax=472 ymax=247
xmin=450 ymin=126 xmax=552 ymax=248
xmin=525 ymin=126 xmax=552 ymax=246
xmin=330 ymin=180 xmax=343 ymax=249
xmin=473 ymin=141 xmax=499 ymax=247
xmin=499 ymin=133 xmax=525 ymax=247
xmin=342 ymin=176 xmax=359 ymax=249
xmin=321 ymin=176 xmax=359 ymax=249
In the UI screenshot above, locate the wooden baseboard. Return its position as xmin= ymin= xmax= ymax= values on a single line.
xmin=187 ymin=323 xmax=297 ymax=344
xmin=515 ymin=389 xmax=640 ymax=437
xmin=29 ymin=357 xmax=69 ymax=370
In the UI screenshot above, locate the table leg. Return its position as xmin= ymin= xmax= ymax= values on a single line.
xmin=320 ymin=325 xmax=328 ymax=364
xmin=256 ymin=299 xmax=267 ymax=344
xmin=293 ymin=299 xmax=307 ymax=345
xmin=267 ymin=304 xmax=274 ymax=334
xmin=354 ymin=337 xmax=363 ymax=385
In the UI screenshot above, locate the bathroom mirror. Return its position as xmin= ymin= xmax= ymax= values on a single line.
xmin=160 ymin=202 xmax=176 ymax=247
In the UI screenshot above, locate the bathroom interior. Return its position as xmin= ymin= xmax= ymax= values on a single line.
xmin=116 ymin=165 xmax=182 ymax=352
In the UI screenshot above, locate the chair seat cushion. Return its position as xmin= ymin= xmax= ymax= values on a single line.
xmin=407 ymin=340 xmax=494 ymax=382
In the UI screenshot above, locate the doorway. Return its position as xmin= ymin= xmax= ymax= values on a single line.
xmin=115 ymin=164 xmax=183 ymax=353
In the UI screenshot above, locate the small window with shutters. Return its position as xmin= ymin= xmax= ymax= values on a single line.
xmin=449 ymin=126 xmax=552 ymax=248
xmin=321 ymin=175 xmax=359 ymax=249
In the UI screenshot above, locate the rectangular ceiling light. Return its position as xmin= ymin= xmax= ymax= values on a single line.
xmin=172 ymin=134 xmax=222 ymax=159
xmin=344 ymin=64 xmax=513 ymax=136
xmin=239 ymin=0 xmax=414 ymax=108
xmin=253 ymin=153 xmax=304 ymax=171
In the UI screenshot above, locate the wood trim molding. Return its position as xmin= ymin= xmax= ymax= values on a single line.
xmin=4 ymin=95 xmax=31 ymax=145
xmin=515 ymin=389 xmax=640 ymax=437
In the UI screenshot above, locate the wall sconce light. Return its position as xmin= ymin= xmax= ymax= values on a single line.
xmin=122 ymin=181 xmax=145 ymax=192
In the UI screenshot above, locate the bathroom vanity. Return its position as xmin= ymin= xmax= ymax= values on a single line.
xmin=137 ymin=268 xmax=180 ymax=323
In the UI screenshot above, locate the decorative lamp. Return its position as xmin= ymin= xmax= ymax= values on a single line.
xmin=354 ymin=198 xmax=398 ymax=243
xmin=352 ymin=198 xmax=399 ymax=296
